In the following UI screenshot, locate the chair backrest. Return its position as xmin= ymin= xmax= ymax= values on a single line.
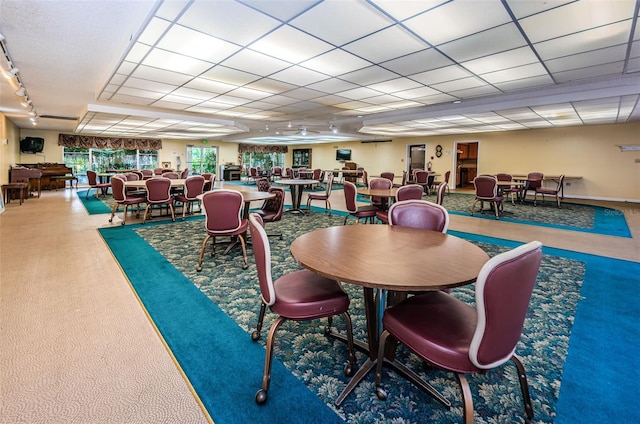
xmin=396 ymin=184 xmax=423 ymax=201
xmin=324 ymin=173 xmax=334 ymax=195
xmin=436 ymin=182 xmax=447 ymax=205
xmin=256 ymin=177 xmax=271 ymax=192
xmin=473 ymin=175 xmax=499 ymax=200
xmin=415 ymin=170 xmax=429 ymax=184
xmin=363 ymin=170 xmax=369 ymax=186
xmin=250 ymin=167 xmax=258 ymax=177
xmin=248 ymin=213 xmax=276 ymax=306
xmin=554 ymin=174 xmax=565 ymax=191
xmin=131 ymin=170 xmax=144 ymax=180
xmin=261 ymin=187 xmax=285 ymax=222
xmin=153 ymin=167 xmax=164 ymax=175
xmin=124 ymin=172 xmax=139 ymax=181
xmin=110 ymin=175 xmax=127 ymax=202
xmin=312 ymin=168 xmax=322 ymax=180
xmin=400 ymin=170 xmax=408 ymax=185
xmin=526 ymin=172 xmax=544 ymax=189
xmin=180 ymin=168 xmax=189 ymax=179
xmin=380 ymin=172 xmax=394 ymax=182
xmin=272 ymin=166 xmax=282 ymax=176
xmin=496 ymin=173 xmax=512 ymax=182
xmin=184 ymin=175 xmax=205 ymax=199
xmin=145 ymin=177 xmax=172 ymax=203
xmin=285 ymin=167 xmax=294 ymax=178
xmin=163 ymin=172 xmax=179 ymax=179
xmin=201 ymin=173 xmax=213 ymax=190
xmin=443 ymin=170 xmax=451 ymax=184
xmin=141 ymin=169 xmax=153 ymax=179
xmin=469 ymin=241 xmax=543 ymax=369
xmin=369 ymin=177 xmax=392 ymax=205
xmin=86 ymin=170 xmax=98 ymax=185
xmin=343 ymin=181 xmax=358 ymax=213
xmin=202 ymin=189 xmax=244 ymax=234
xmin=161 ymin=168 xmax=175 ymax=174
xmin=388 ymin=199 xmax=449 ymax=233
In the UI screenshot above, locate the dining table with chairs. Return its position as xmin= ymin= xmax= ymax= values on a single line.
xmin=290 ymin=224 xmax=490 ymax=406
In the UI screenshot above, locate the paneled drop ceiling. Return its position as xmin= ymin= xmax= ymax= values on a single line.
xmin=0 ymin=0 xmax=639 ymax=144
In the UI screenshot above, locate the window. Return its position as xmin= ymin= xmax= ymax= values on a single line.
xmin=63 ymin=147 xmax=159 ymax=182
xmin=241 ymin=152 xmax=284 ymax=170
xmin=186 ymin=145 xmax=218 ymax=174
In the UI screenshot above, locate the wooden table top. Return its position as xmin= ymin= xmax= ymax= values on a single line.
xmin=197 ymin=189 xmax=274 ymax=203
xmin=291 ymin=225 xmax=489 ymax=291
xmin=275 ymin=179 xmax=319 ymax=185
xmin=357 ymin=187 xmax=399 ymax=198
xmin=124 ymin=178 xmax=186 ymax=188
xmin=511 ymin=175 xmax=582 ymax=181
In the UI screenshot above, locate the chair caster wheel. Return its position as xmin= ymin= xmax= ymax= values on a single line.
xmin=279 ymin=235 xmax=283 ymax=240
xmin=251 ymin=330 xmax=260 ymax=341
xmin=255 ymin=389 xmax=267 ymax=405
xmin=324 ymin=326 xmax=331 ymax=336
xmin=109 ymin=218 xmax=113 ymax=223
xmin=243 ymin=264 xmax=248 ymax=270
xmin=375 ymin=387 xmax=388 ymax=401
xmin=121 ymin=222 xmax=125 ymax=226
xmin=196 ymin=266 xmax=202 ymax=272
xmin=344 ymin=363 xmax=355 ymax=377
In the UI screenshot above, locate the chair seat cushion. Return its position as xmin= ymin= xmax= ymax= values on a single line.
xmin=355 ymin=205 xmax=379 ymax=217
xmin=120 ymin=197 xmax=146 ymax=205
xmin=383 ymin=292 xmax=479 ymax=373
xmin=255 ymin=209 xmax=278 ymax=222
xmin=271 ymin=269 xmax=350 ymax=320
xmin=376 ymin=210 xmax=388 ymax=223
xmin=308 ymin=193 xmax=328 ymax=200
xmin=535 ymin=188 xmax=556 ymax=195
xmin=208 ymin=219 xmax=248 ymax=237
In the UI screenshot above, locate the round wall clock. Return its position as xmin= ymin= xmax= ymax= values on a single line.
xmin=435 ymin=144 xmax=443 ymax=157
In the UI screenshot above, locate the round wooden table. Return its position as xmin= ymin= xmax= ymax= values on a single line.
xmin=275 ymin=179 xmax=319 ymax=213
xmin=290 ymin=224 xmax=489 ymax=406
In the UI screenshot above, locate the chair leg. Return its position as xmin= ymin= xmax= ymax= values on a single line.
xmin=326 ymin=199 xmax=332 ymax=216
xmin=340 ymin=311 xmax=357 ymax=376
xmin=109 ymin=202 xmax=119 ymax=223
xmin=141 ymin=204 xmax=151 ymax=224
xmin=470 ymin=199 xmax=477 ymax=216
xmin=251 ymin=302 xmax=267 ymax=341
xmin=255 ymin=316 xmax=287 ymax=405
xmin=238 ymin=234 xmax=248 ymax=269
xmin=511 ymin=354 xmax=535 ymax=421
xmin=196 ymin=235 xmax=211 ymax=272
xmin=121 ymin=205 xmax=129 ymax=225
xmin=455 ymin=373 xmax=475 ymax=424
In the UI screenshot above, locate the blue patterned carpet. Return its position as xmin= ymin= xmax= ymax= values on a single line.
xmin=97 ymin=205 xmax=638 ymax=424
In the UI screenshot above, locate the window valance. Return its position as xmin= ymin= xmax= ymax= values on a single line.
xmin=238 ymin=143 xmax=288 ymax=154
xmin=58 ymin=134 xmax=162 ymax=150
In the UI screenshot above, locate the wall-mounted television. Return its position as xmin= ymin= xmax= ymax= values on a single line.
xmin=20 ymin=137 xmax=45 ymax=153
xmin=336 ymin=149 xmax=351 ymax=161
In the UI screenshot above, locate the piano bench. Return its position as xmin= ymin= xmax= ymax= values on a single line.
xmin=2 ymin=183 xmax=29 ymax=205
xmin=50 ymin=175 xmax=78 ymax=190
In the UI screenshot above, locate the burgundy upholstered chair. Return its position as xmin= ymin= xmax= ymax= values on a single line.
xmin=174 ymin=175 xmax=205 ymax=220
xmin=196 ymin=189 xmax=248 ymax=271
xmin=123 ymin=172 xmax=146 ymax=197
xmin=393 ymin=170 xmax=408 ymax=188
xmin=388 ymin=199 xmax=449 ymax=233
xmin=270 ymin=166 xmax=282 ymax=180
xmin=343 ymin=181 xmax=379 ymax=224
xmin=247 ymin=213 xmax=356 ymax=405
xmin=471 ymin=175 xmax=503 ymax=220
xmin=414 ymin=170 xmax=432 ymax=195
xmin=153 ymin=167 xmax=164 ymax=175
xmin=142 ymin=177 xmax=175 ymax=224
xmin=534 ymin=174 xmax=564 ymax=208
xmin=380 ymin=172 xmax=395 ymax=183
xmin=374 ymin=241 xmax=543 ymax=424
xmin=180 ymin=168 xmax=189 ymax=179
xmin=85 ymin=170 xmax=111 ymax=199
xmin=256 ymin=177 xmax=271 ymax=192
xmin=431 ymin=170 xmax=450 ymax=195
xmin=201 ymin=173 xmax=214 ymax=191
xmin=140 ymin=169 xmax=153 ymax=179
xmin=435 ymin=181 xmax=447 ymax=206
xmin=254 ymin=187 xmax=285 ymax=239
xmin=522 ymin=172 xmax=544 ymax=203
xmin=108 ymin=175 xmax=146 ymax=225
xmin=376 ymin=183 xmax=424 ymax=224
xmin=162 ymin=171 xmax=179 ymax=179
xmin=368 ymin=177 xmax=393 ymax=211
xmin=306 ymin=173 xmax=334 ymax=215
xmin=284 ymin=167 xmax=294 ymax=179
xmin=496 ymin=173 xmax=523 ymax=205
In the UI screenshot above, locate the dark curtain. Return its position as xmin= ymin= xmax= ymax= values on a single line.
xmin=238 ymin=143 xmax=288 ymax=154
xmin=58 ymin=134 xmax=162 ymax=150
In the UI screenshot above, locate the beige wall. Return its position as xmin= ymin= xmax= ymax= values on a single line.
xmin=294 ymin=122 xmax=640 ymax=202
xmin=0 ymin=116 xmax=637 ymax=202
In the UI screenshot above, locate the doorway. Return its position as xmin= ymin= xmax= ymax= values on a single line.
xmin=453 ymin=141 xmax=478 ymax=188
xmin=407 ymin=144 xmax=426 ymax=174
xmin=186 ymin=145 xmax=218 ymax=175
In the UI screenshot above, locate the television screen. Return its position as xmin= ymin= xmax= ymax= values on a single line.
xmin=336 ymin=149 xmax=351 ymax=161
xmin=20 ymin=137 xmax=44 ymax=153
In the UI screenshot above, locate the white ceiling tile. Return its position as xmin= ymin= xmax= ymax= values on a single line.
xmin=553 ymin=62 xmax=625 ymax=83
xmin=158 ymin=25 xmax=241 ymax=63
xmin=519 ymin=0 xmax=636 ymax=43
xmin=137 ymin=17 xmax=172 ymax=46
xmin=534 ymin=21 xmax=632 ymax=60
xmin=337 ymin=86 xmax=385 ymax=101
xmin=371 ymin=0 xmax=449 ymax=21
xmin=438 ymin=24 xmax=527 ymax=63
xmin=249 ymin=25 xmax=334 ymax=64
xmin=381 ymin=48 xmax=453 ymax=75
xmin=200 ymin=66 xmax=261 ymax=87
xmin=448 ymin=85 xmax=502 ymax=99
xmin=243 ymin=0 xmax=319 ymax=21
xmin=300 ymin=49 xmax=370 ymax=77
xmin=463 ymin=47 xmax=540 ymax=76
xmin=392 ymin=86 xmax=441 ymax=100
xmin=129 ymin=65 xmax=193 ymax=86
xmin=183 ymin=77 xmax=236 ymax=95
xmin=339 ymin=66 xmax=399 ymax=86
xmin=342 ymin=25 xmax=427 ymax=63
xmin=291 ymin=0 xmax=393 ymax=46
xmin=493 ymin=75 xmax=554 ymax=91
xmin=545 ymin=45 xmax=629 ymax=73
xmin=481 ymin=63 xmax=549 ymax=85
xmin=125 ymin=77 xmax=182 ymax=94
xmin=431 ymin=76 xmax=488 ymax=92
xmin=506 ymin=0 xmax=574 ymax=19
xmin=368 ymin=77 xmax=422 ymax=94
xmin=220 ymin=49 xmax=290 ymax=77
xmin=155 ymin=0 xmax=190 ymax=21
xmin=124 ymin=42 xmax=152 ymax=63
xmin=142 ymin=48 xmax=213 ymax=76
xmin=307 ymin=78 xmax=359 ymax=93
xmin=404 ymin=0 xmax=511 ymax=46
xmin=270 ymin=65 xmax=329 ymax=86
xmin=410 ymin=65 xmax=473 ymax=86
xmin=178 ymin=0 xmax=280 ymax=45
xmin=117 ymin=86 xmax=166 ymax=100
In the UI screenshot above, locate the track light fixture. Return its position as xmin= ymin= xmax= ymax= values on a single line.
xmin=16 ymin=87 xmax=25 ymax=96
xmin=2 ymin=33 xmax=39 ymax=123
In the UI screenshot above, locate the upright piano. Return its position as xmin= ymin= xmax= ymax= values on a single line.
xmin=12 ymin=163 xmax=73 ymax=195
